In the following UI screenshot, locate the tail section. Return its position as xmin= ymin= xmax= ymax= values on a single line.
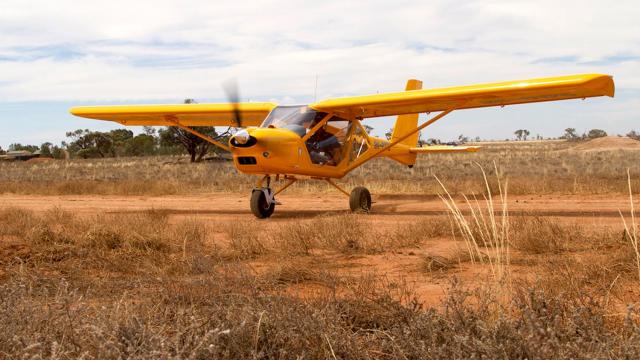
xmin=389 ymin=79 xmax=422 ymax=166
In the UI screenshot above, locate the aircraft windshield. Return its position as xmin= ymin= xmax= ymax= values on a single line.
xmin=260 ymin=106 xmax=327 ymax=136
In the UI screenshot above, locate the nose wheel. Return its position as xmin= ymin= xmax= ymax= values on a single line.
xmin=250 ymin=188 xmax=275 ymax=218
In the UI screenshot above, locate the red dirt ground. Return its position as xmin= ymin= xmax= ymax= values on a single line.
xmin=1 ymin=193 xmax=636 ymax=306
xmin=0 ymin=192 xmax=633 ymax=224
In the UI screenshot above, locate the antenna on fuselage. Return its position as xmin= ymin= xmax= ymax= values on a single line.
xmin=313 ymin=74 xmax=318 ymax=102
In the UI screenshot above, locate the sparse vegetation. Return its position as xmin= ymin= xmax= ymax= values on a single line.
xmin=2 ymin=140 xmax=640 ymax=196
xmin=511 ymin=216 xmax=573 ymax=254
xmin=2 ymin=141 xmax=640 ymax=358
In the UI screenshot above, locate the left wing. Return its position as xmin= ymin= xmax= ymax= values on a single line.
xmin=70 ymin=102 xmax=277 ymax=127
xmin=310 ymin=74 xmax=614 ymax=119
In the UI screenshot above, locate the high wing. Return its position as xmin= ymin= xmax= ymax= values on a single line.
xmin=310 ymin=74 xmax=614 ymax=119
xmin=70 ymin=102 xmax=277 ymax=127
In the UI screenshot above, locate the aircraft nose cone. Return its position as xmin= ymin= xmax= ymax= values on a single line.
xmin=230 ymin=129 xmax=257 ymax=147
xmin=233 ymin=130 xmax=250 ymax=145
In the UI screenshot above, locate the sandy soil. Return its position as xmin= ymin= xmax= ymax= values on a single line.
xmin=571 ymin=136 xmax=640 ymax=151
xmin=0 ymin=192 xmax=633 ymax=224
xmin=1 ymin=192 xmax=636 ymax=305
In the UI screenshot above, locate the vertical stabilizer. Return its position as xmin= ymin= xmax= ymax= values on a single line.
xmin=389 ymin=79 xmax=422 ymax=166
xmin=391 ymin=79 xmax=423 ymax=146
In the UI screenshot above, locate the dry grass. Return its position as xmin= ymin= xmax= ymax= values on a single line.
xmin=511 ymin=216 xmax=574 ymax=254
xmin=216 ymin=214 xmax=451 ymax=259
xmin=2 ymin=204 xmax=640 ymax=358
xmin=421 ymin=252 xmax=465 ymax=273
xmin=1 ymin=270 xmax=639 ymax=358
xmin=0 ymin=207 xmax=211 ymax=278
xmin=436 ymin=164 xmax=511 ymax=286
xmin=3 ymin=142 xmax=640 ymax=357
xmin=2 ymin=142 xmax=640 ymax=196
xmin=620 ymin=169 xmax=640 ymax=280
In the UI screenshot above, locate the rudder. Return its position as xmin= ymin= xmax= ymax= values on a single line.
xmin=389 ymin=79 xmax=422 ymax=166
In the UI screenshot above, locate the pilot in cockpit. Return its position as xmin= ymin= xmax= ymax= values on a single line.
xmin=304 ymin=120 xmax=341 ymax=166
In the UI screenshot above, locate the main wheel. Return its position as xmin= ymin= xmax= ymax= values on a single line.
xmin=349 ymin=186 xmax=371 ymax=213
xmin=250 ymin=189 xmax=275 ymax=218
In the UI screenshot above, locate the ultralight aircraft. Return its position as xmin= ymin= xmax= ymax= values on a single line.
xmin=71 ymin=73 xmax=614 ymax=218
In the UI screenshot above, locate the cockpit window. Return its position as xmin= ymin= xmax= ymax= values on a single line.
xmin=305 ymin=116 xmax=352 ymax=166
xmin=260 ymin=106 xmax=327 ymax=137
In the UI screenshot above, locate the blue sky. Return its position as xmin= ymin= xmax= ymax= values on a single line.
xmin=1 ymin=0 xmax=638 ymax=149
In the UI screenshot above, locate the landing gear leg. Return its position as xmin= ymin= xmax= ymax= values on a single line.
xmin=251 ymin=175 xmax=275 ymax=218
xmin=325 ymin=179 xmax=372 ymax=213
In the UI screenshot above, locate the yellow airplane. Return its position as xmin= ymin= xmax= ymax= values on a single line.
xmin=71 ymin=73 xmax=614 ymax=218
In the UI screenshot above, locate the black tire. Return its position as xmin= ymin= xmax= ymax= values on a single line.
xmin=349 ymin=186 xmax=371 ymax=213
xmin=250 ymin=190 xmax=275 ymax=218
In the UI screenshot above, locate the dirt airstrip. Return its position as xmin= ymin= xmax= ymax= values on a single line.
xmin=1 ymin=192 xmax=636 ymax=305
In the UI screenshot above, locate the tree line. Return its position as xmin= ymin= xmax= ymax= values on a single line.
xmin=2 ymin=124 xmax=639 ymax=160
xmin=0 ymin=99 xmax=235 ymax=162
xmin=1 ymin=126 xmax=229 ymax=162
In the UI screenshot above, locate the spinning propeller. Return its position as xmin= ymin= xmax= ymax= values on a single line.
xmin=223 ymin=78 xmax=243 ymax=128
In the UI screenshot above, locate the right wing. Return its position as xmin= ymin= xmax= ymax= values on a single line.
xmin=311 ymin=74 xmax=614 ymax=119
xmin=70 ymin=102 xmax=277 ymax=127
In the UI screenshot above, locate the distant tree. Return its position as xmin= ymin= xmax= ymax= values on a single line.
xmin=38 ymin=142 xmax=66 ymax=159
xmin=475 ymin=136 xmax=481 ymax=142
xmin=143 ymin=126 xmax=157 ymax=136
xmin=8 ymin=143 xmax=39 ymax=153
xmin=109 ymin=129 xmax=134 ymax=156
xmin=458 ymin=134 xmax=469 ymax=143
xmin=157 ymin=99 xmax=227 ymax=162
xmin=514 ymin=130 xmax=523 ymax=141
xmin=587 ymin=129 xmax=607 ymax=139
xmin=39 ymin=142 xmax=53 ymax=157
xmin=50 ymin=145 xmax=65 ymax=159
xmin=627 ymin=130 xmax=640 ymax=140
xmin=426 ymin=138 xmax=441 ymax=145
xmin=563 ymin=128 xmax=578 ymax=141
xmin=159 ymin=127 xmax=219 ymax=162
xmin=125 ymin=133 xmax=157 ymax=156
xmin=65 ymin=129 xmax=114 ymax=158
xmin=362 ymin=125 xmax=374 ymax=134
xmin=0 ymin=146 xmax=5 ymax=155
xmin=514 ymin=129 xmax=530 ymax=141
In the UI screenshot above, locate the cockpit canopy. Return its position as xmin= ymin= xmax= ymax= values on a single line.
xmin=260 ymin=106 xmax=327 ymax=137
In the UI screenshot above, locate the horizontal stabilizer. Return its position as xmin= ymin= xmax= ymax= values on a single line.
xmin=410 ymin=145 xmax=480 ymax=153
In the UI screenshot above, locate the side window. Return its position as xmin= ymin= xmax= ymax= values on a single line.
xmin=305 ymin=117 xmax=352 ymax=166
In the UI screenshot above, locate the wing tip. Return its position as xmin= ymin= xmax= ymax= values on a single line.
xmin=586 ymin=73 xmax=615 ymax=98
xmin=605 ymin=75 xmax=615 ymax=98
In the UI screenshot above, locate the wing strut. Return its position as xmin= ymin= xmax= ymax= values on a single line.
xmin=344 ymin=107 xmax=459 ymax=173
xmin=165 ymin=116 xmax=231 ymax=152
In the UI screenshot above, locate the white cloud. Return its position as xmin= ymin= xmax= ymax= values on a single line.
xmin=0 ymin=0 xmax=638 ymax=146
xmin=1 ymin=0 xmax=638 ymax=101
